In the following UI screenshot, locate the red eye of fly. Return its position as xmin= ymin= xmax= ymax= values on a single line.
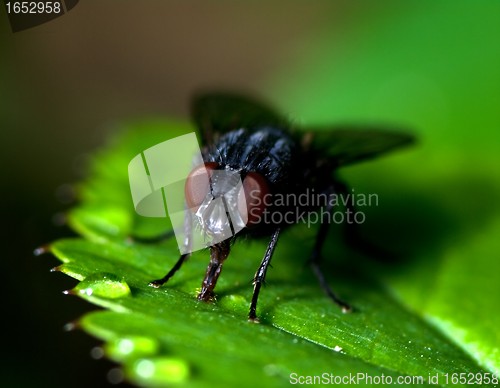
xmin=238 ymin=172 xmax=269 ymax=227
xmin=185 ymin=162 xmax=218 ymax=210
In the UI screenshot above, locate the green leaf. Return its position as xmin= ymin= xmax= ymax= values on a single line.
xmin=268 ymin=2 xmax=500 ymax=381
xmin=48 ymin=4 xmax=500 ymax=386
xmin=48 ymin=116 xmax=498 ymax=387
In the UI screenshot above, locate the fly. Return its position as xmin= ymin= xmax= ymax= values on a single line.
xmin=145 ymin=93 xmax=414 ymax=321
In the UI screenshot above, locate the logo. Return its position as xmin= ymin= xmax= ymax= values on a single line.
xmin=128 ymin=133 xmax=246 ymax=254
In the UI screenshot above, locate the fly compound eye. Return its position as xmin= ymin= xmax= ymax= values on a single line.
xmin=185 ymin=162 xmax=219 ymax=211
xmin=238 ymin=172 xmax=269 ymax=226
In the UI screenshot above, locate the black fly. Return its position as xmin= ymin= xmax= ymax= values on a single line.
xmin=147 ymin=93 xmax=414 ymax=321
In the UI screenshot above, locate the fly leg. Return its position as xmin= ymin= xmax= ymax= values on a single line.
xmin=198 ymin=240 xmax=231 ymax=301
xmin=309 ymin=184 xmax=352 ymax=313
xmin=248 ymin=228 xmax=281 ymax=322
xmin=149 ymin=253 xmax=191 ymax=288
xmin=149 ymin=210 xmax=193 ymax=288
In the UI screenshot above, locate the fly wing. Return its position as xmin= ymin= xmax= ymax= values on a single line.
xmin=191 ymin=93 xmax=287 ymax=146
xmin=304 ymin=127 xmax=415 ymax=167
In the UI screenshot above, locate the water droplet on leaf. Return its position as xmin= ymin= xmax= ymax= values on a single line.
xmin=63 ymin=322 xmax=78 ymax=331
xmin=107 ymin=367 xmax=124 ymax=385
xmin=34 ymin=245 xmax=50 ymax=256
xmin=90 ymin=346 xmax=105 ymax=359
xmin=130 ymin=357 xmax=190 ymax=385
xmin=106 ymin=336 xmax=159 ymax=362
xmin=73 ymin=273 xmax=131 ymax=299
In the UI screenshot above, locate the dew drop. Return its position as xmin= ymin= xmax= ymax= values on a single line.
xmin=107 ymin=367 xmax=124 ymax=385
xmin=219 ymin=294 xmax=247 ymax=311
xmin=73 ymin=273 xmax=131 ymax=299
xmin=106 ymin=336 xmax=159 ymax=362
xmin=264 ymin=364 xmax=279 ymax=376
xmin=63 ymin=322 xmax=77 ymax=331
xmin=90 ymin=346 xmax=104 ymax=360
xmin=34 ymin=245 xmax=50 ymax=256
xmin=130 ymin=357 xmax=190 ymax=385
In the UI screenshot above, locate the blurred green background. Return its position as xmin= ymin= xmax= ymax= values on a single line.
xmin=1 ymin=1 xmax=499 ymax=386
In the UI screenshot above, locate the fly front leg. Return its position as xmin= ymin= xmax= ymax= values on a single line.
xmin=198 ymin=240 xmax=231 ymax=301
xmin=149 ymin=253 xmax=191 ymax=288
xmin=248 ymin=228 xmax=281 ymax=322
xmin=149 ymin=208 xmax=193 ymax=288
